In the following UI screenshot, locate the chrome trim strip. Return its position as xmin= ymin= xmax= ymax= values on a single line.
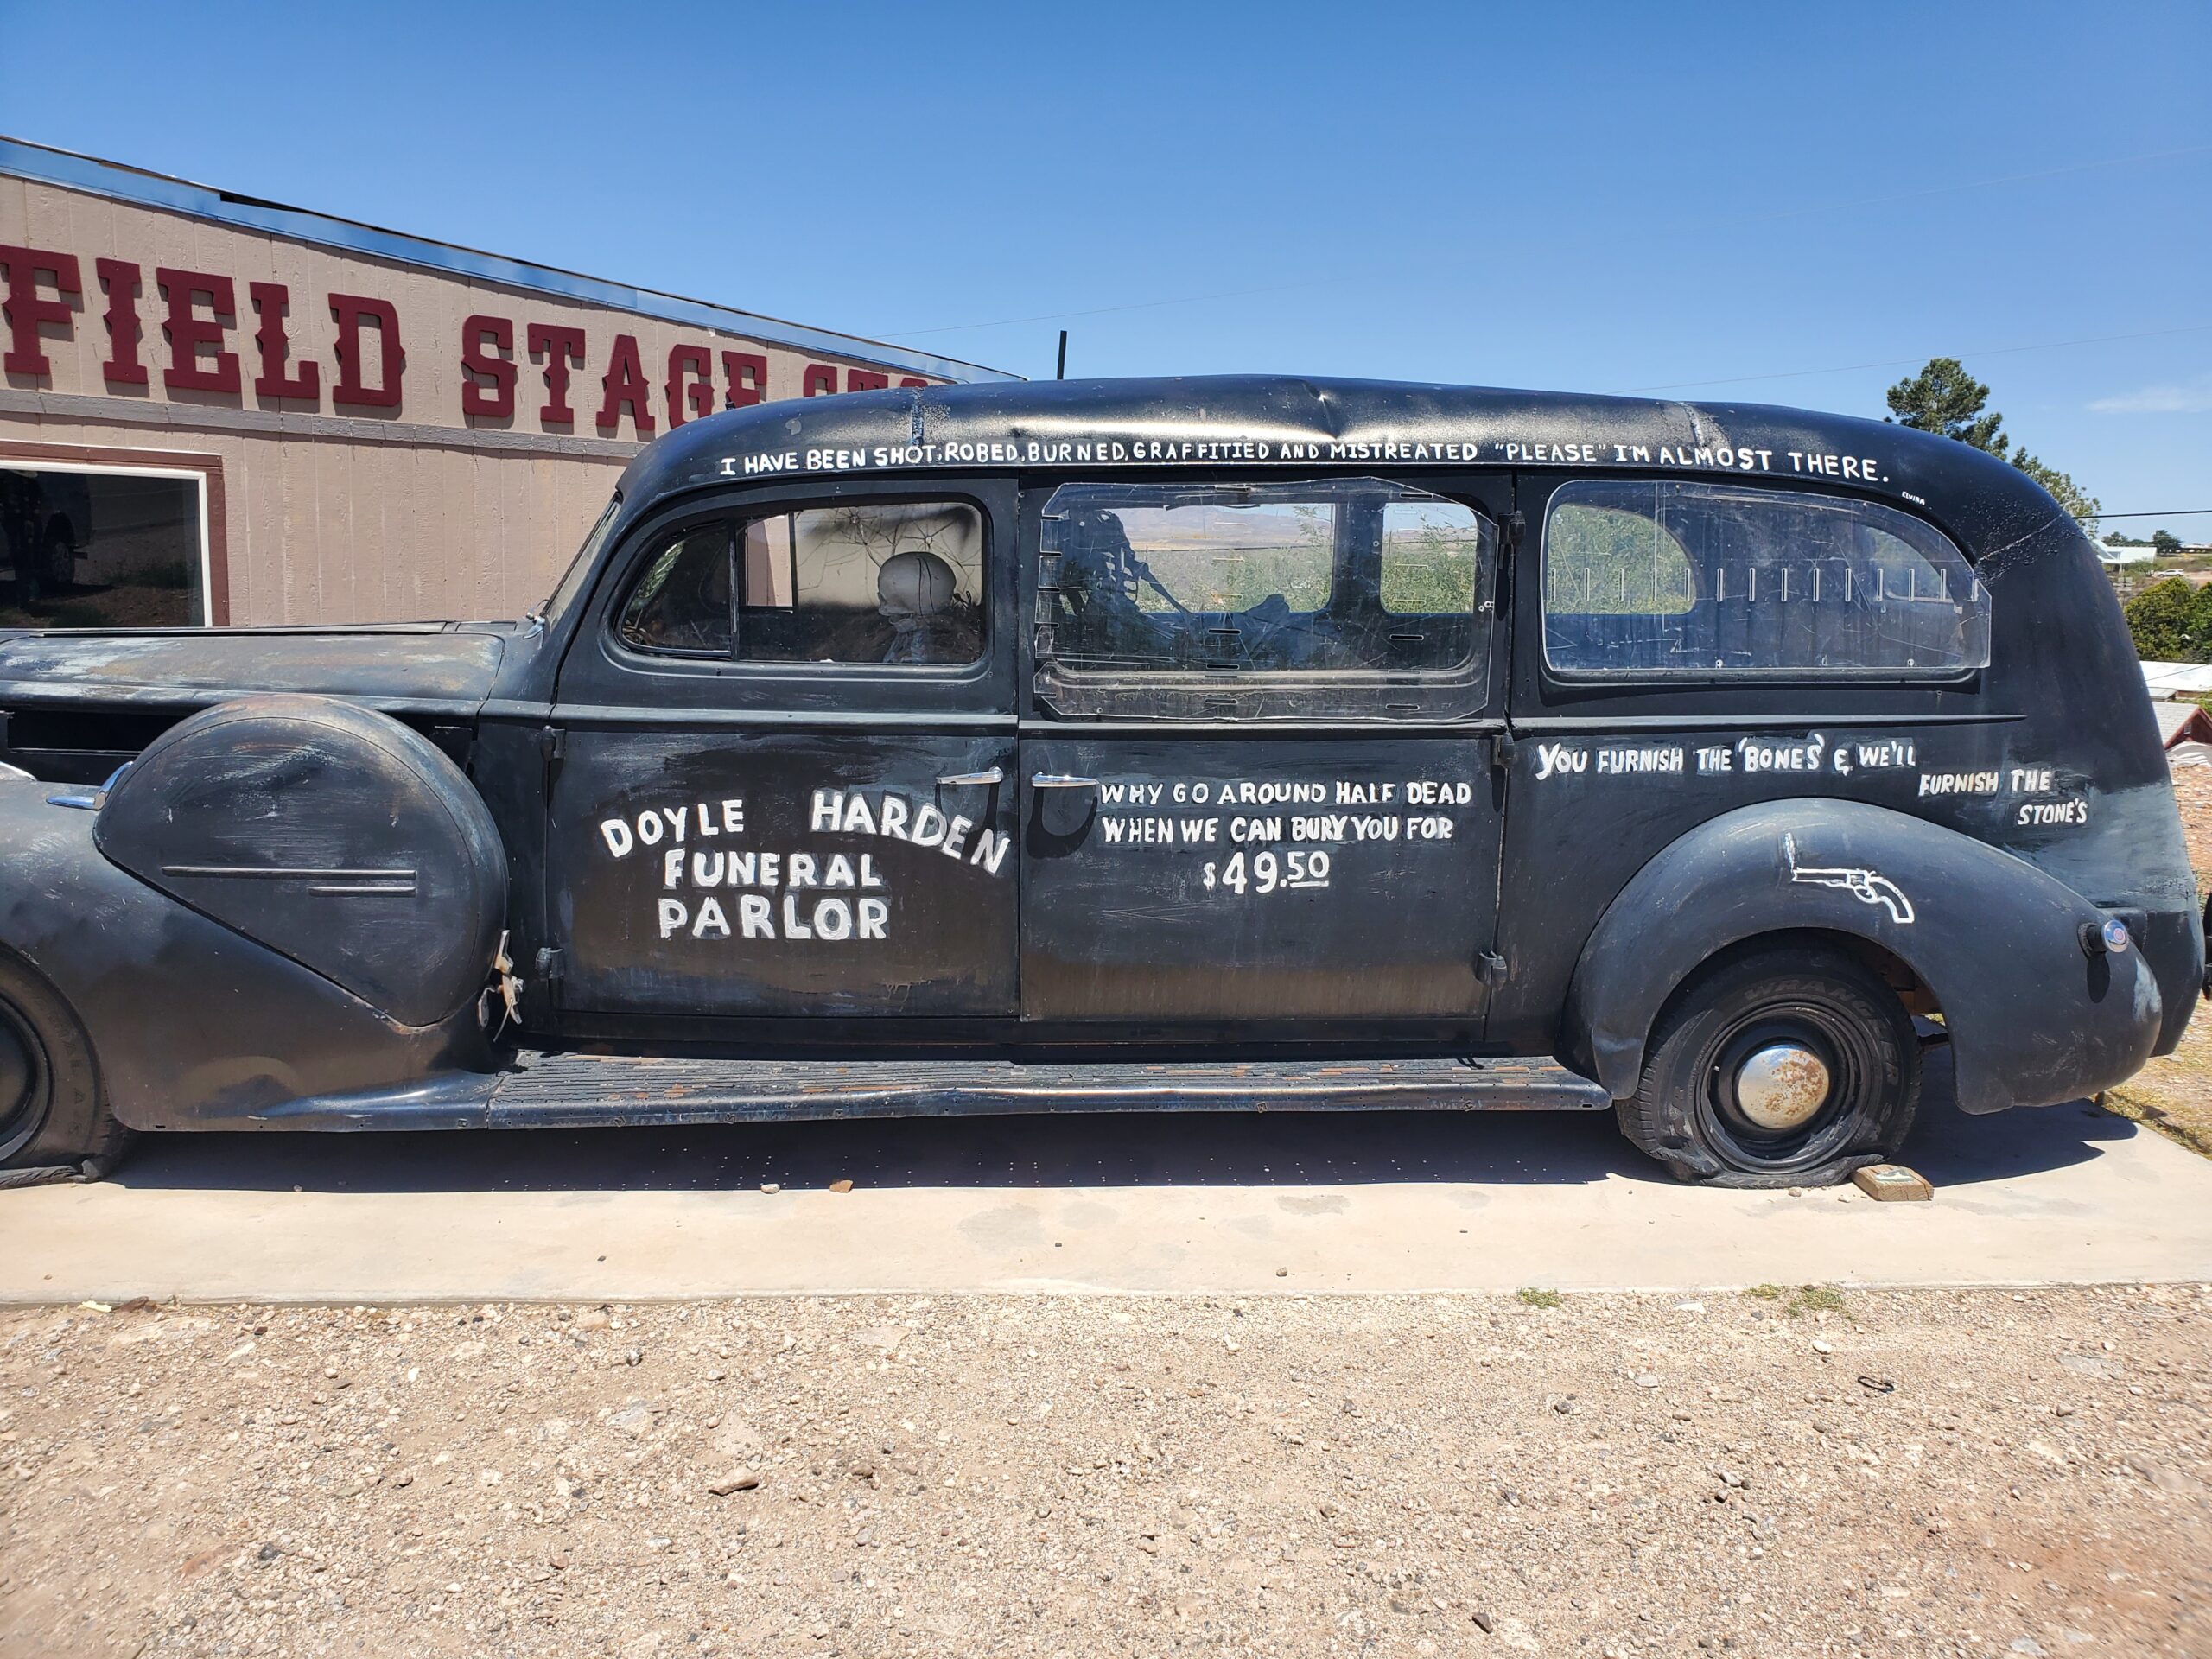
xmin=160 ymin=865 xmax=417 ymax=880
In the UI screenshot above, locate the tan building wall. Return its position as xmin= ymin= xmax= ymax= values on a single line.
xmin=0 ymin=146 xmax=1006 ymax=626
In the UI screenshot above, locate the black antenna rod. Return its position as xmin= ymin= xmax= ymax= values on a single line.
xmin=1056 ymin=330 xmax=1068 ymax=380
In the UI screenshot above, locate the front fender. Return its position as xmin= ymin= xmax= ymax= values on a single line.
xmin=1563 ymin=800 xmax=2162 ymax=1115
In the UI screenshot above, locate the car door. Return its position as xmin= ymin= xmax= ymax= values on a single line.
xmin=1017 ymin=473 xmax=1511 ymax=1028
xmin=546 ymin=475 xmax=1020 ymax=1021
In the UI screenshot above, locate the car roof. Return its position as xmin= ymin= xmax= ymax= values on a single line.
xmin=614 ymin=374 xmax=2064 ymax=556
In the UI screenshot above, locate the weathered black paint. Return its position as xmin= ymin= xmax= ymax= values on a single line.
xmin=244 ymin=1052 xmax=1611 ymax=1132
xmin=1564 ymin=800 xmax=2161 ymax=1115
xmin=0 ymin=624 xmax=509 ymax=711
xmin=549 ymin=728 xmax=1019 ymax=1018
xmin=0 ymin=376 xmax=2195 ymax=1150
xmin=97 ymin=696 xmax=506 ymax=1029
xmin=0 ymin=794 xmax=494 ymax=1132
xmin=1018 ymin=737 xmax=1500 ymax=1024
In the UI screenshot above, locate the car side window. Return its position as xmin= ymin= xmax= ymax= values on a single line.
xmin=617 ymin=500 xmax=986 ymax=667
xmin=619 ymin=524 xmax=734 ymax=658
xmin=1039 ymin=478 xmax=1491 ymax=679
xmin=1541 ymin=479 xmax=1989 ymax=678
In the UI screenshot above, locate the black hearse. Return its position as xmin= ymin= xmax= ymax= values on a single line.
xmin=0 ymin=378 xmax=2197 ymax=1186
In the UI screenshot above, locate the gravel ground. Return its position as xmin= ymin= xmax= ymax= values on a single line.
xmin=2165 ymin=765 xmax=2212 ymax=893
xmin=2106 ymin=764 xmax=2212 ymax=1157
xmin=2 ymin=1288 xmax=2207 ymax=1658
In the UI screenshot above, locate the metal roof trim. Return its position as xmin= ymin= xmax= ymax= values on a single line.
xmin=0 ymin=136 xmax=1020 ymax=386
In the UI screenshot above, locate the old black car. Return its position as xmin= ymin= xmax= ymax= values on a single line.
xmin=0 ymin=377 xmax=2196 ymax=1186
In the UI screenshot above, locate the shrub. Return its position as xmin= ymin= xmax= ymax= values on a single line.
xmin=2125 ymin=576 xmax=2202 ymax=661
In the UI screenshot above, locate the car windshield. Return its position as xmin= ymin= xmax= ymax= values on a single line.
xmin=534 ymin=496 xmax=620 ymax=625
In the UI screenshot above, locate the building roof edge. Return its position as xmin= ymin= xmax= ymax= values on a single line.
xmin=0 ymin=136 xmax=1022 ymax=386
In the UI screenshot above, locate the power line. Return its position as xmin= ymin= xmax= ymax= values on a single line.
xmin=2075 ymin=508 xmax=2212 ymax=519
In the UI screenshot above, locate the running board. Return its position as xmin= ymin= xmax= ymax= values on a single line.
xmin=245 ymin=1054 xmax=1611 ymax=1132
xmin=491 ymin=1052 xmax=1609 ymax=1128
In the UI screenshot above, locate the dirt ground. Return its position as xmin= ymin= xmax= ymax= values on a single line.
xmin=2105 ymin=765 xmax=2212 ymax=1157
xmin=1 ymin=1288 xmax=2207 ymax=1658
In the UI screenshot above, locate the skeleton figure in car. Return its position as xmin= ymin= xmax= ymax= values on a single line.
xmin=1052 ymin=506 xmax=1183 ymax=660
xmin=875 ymin=549 xmax=981 ymax=664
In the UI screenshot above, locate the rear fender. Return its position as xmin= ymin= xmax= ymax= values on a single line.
xmin=1562 ymin=800 xmax=2161 ymax=1115
xmin=0 ymin=785 xmax=494 ymax=1130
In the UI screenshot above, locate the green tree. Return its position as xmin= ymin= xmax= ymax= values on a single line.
xmin=2124 ymin=575 xmax=2201 ymax=661
xmin=1885 ymin=358 xmax=2008 ymax=452
xmin=1884 ymin=358 xmax=2099 ymax=536
xmin=2187 ymin=582 xmax=2212 ymax=656
xmin=2153 ymin=529 xmax=2183 ymax=556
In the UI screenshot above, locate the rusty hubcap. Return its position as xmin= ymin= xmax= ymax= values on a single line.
xmin=1732 ymin=1042 xmax=1832 ymax=1131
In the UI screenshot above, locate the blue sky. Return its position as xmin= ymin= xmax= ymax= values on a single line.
xmin=5 ymin=0 xmax=2207 ymax=536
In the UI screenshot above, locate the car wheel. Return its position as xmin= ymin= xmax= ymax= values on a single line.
xmin=1618 ymin=943 xmax=1918 ymax=1188
xmin=0 ymin=954 xmax=129 ymax=1174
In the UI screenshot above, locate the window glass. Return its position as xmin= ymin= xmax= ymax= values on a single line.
xmin=1112 ymin=498 xmax=1335 ymax=614
xmin=1543 ymin=502 xmax=1696 ymax=616
xmin=1380 ymin=499 xmax=1484 ymax=615
xmin=1040 ymin=479 xmax=1491 ymax=677
xmin=616 ymin=500 xmax=985 ymax=666
xmin=619 ymin=524 xmax=733 ymax=656
xmin=0 ymin=466 xmax=206 ymax=627
xmin=1541 ymin=480 xmax=1988 ymax=677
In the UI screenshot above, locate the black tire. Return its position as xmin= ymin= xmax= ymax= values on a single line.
xmin=0 ymin=953 xmax=129 ymax=1173
xmin=1618 ymin=943 xmax=1918 ymax=1188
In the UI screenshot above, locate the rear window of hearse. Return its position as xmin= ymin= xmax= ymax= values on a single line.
xmin=1541 ymin=480 xmax=1990 ymax=678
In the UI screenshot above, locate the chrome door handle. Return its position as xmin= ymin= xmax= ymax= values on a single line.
xmin=1030 ymin=773 xmax=1100 ymax=790
xmin=936 ymin=767 xmax=1005 ymax=786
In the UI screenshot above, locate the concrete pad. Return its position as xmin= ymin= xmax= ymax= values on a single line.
xmin=3 ymin=1058 xmax=2209 ymax=1302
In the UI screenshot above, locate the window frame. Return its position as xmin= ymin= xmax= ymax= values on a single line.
xmin=1536 ymin=476 xmax=1990 ymax=686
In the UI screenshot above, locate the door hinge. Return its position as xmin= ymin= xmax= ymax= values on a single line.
xmin=1477 ymin=950 xmax=1509 ymax=990
xmin=1504 ymin=510 xmax=1526 ymax=553
xmin=533 ymin=945 xmax=565 ymax=982
xmin=539 ymin=725 xmax=566 ymax=762
xmin=1492 ymin=728 xmax=1517 ymax=772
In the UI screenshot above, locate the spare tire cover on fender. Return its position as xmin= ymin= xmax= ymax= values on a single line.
xmin=95 ymin=695 xmax=505 ymax=1027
